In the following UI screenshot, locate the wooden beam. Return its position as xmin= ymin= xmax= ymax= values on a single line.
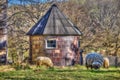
xmin=29 ymin=36 xmax=32 ymax=64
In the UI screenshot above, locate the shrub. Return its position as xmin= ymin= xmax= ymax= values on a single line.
xmin=12 ymin=62 xmax=31 ymax=70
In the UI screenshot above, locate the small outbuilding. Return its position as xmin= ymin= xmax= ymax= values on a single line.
xmin=27 ymin=4 xmax=82 ymax=66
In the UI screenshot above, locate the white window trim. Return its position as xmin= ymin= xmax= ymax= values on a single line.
xmin=45 ymin=39 xmax=57 ymax=49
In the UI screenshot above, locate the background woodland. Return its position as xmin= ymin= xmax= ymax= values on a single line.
xmin=4 ymin=0 xmax=120 ymax=62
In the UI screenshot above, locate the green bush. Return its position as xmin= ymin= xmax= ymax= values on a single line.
xmin=12 ymin=62 xmax=31 ymax=70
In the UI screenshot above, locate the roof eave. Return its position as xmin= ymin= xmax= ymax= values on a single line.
xmin=26 ymin=34 xmax=81 ymax=36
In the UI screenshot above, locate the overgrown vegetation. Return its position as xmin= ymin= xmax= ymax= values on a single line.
xmin=12 ymin=62 xmax=31 ymax=70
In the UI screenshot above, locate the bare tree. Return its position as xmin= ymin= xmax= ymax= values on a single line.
xmin=7 ymin=0 xmax=120 ymax=64
xmin=7 ymin=0 xmax=51 ymax=63
xmin=0 ymin=0 xmax=8 ymax=64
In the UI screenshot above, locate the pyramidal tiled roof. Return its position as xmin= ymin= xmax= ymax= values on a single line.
xmin=27 ymin=4 xmax=82 ymax=36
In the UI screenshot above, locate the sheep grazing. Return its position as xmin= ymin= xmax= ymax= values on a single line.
xmin=103 ymin=57 xmax=109 ymax=69
xmin=85 ymin=52 xmax=103 ymax=69
xmin=36 ymin=57 xmax=53 ymax=68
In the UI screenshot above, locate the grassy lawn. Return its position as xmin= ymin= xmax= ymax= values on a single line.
xmin=0 ymin=65 xmax=120 ymax=80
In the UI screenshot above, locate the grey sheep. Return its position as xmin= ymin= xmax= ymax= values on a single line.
xmin=85 ymin=52 xmax=103 ymax=69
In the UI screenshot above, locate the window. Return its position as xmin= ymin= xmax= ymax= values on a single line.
xmin=46 ymin=39 xmax=56 ymax=49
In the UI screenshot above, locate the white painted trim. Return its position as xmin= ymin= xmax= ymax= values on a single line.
xmin=45 ymin=39 xmax=57 ymax=49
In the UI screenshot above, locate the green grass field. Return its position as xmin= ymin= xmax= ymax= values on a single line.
xmin=0 ymin=65 xmax=120 ymax=80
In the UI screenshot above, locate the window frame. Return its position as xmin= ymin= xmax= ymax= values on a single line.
xmin=45 ymin=39 xmax=57 ymax=49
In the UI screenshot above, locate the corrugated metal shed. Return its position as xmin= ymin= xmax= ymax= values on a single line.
xmin=27 ymin=4 xmax=82 ymax=36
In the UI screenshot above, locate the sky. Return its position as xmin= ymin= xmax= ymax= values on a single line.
xmin=8 ymin=0 xmax=68 ymax=6
xmin=8 ymin=0 xmax=49 ymax=5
